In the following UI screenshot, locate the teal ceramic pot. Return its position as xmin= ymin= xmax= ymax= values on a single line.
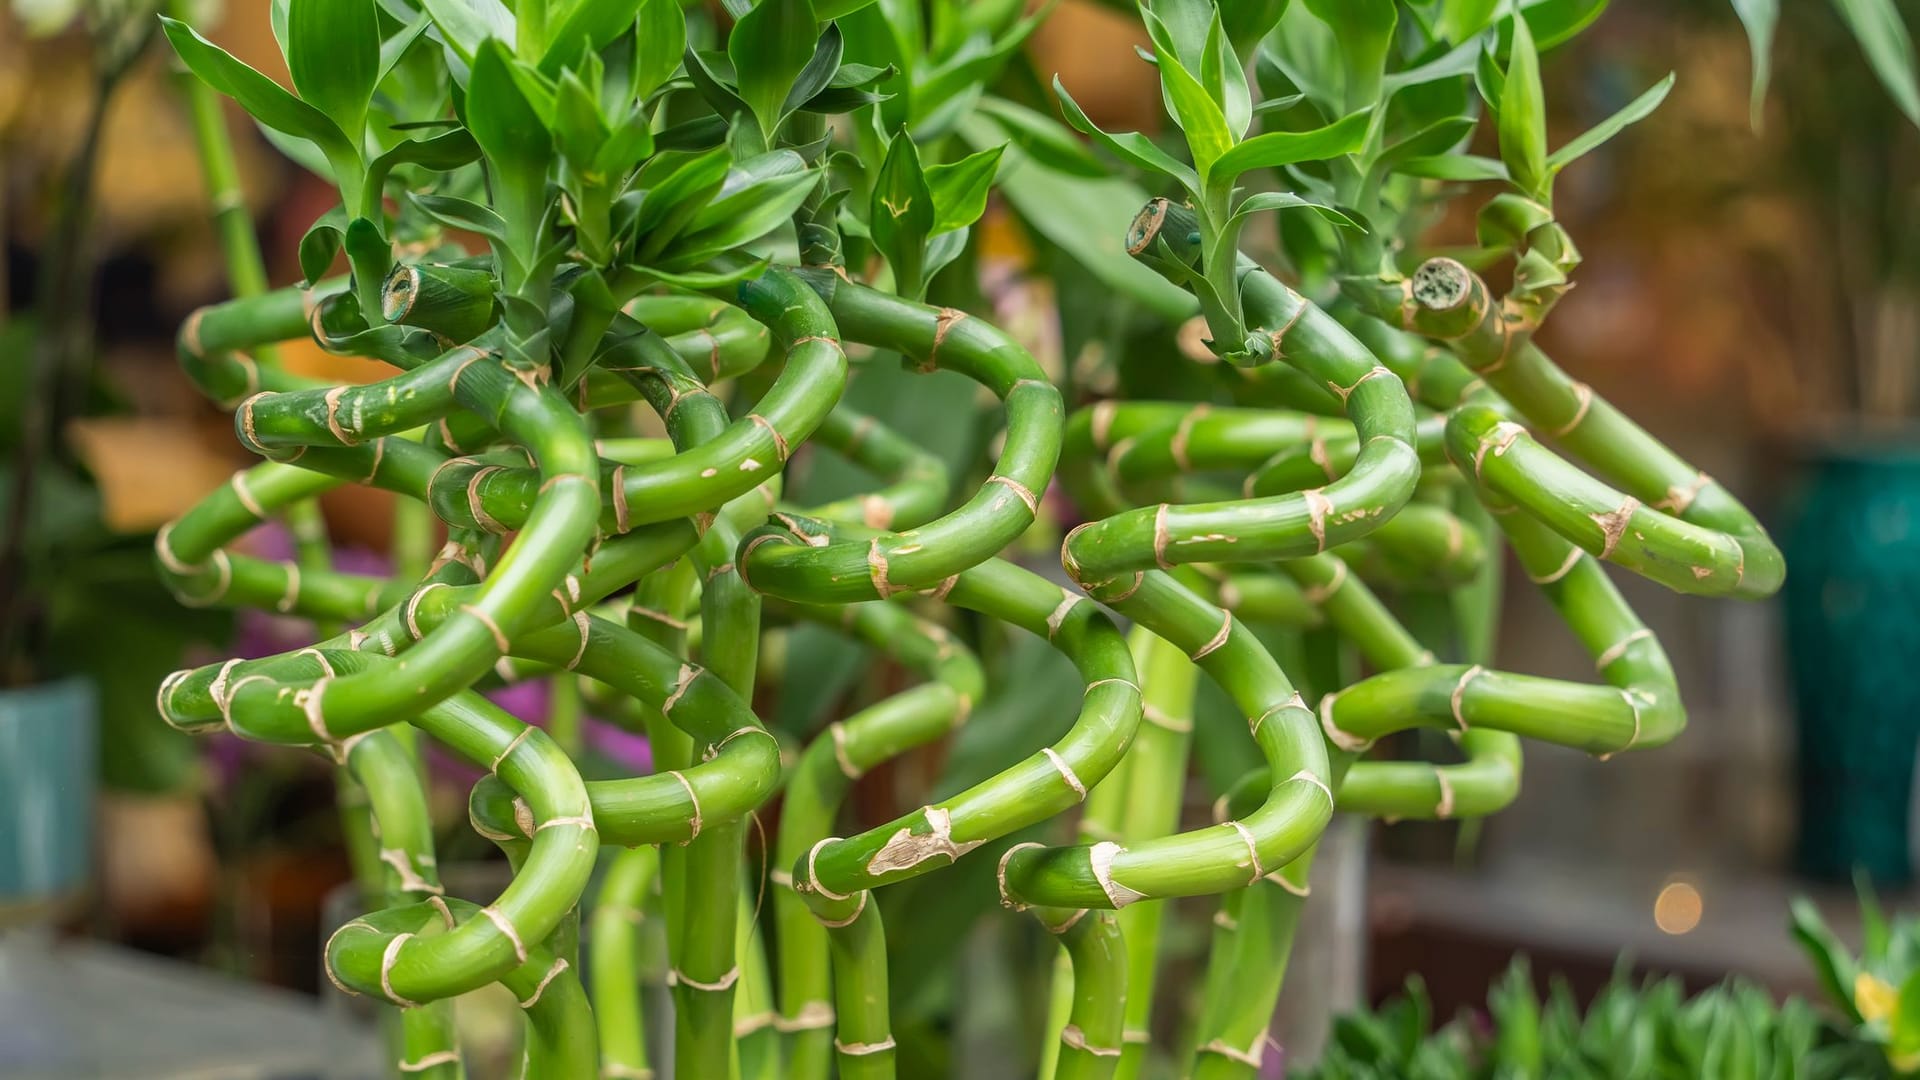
xmin=0 ymin=677 xmax=97 ymax=920
xmin=1782 ymin=442 xmax=1920 ymax=884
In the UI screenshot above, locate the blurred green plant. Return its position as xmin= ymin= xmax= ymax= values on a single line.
xmin=1296 ymin=957 xmax=1883 ymax=1080
xmin=1792 ymin=878 xmax=1920 ymax=1076
xmin=0 ymin=0 xmax=224 ymax=794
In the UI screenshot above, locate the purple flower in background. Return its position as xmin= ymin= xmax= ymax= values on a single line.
xmin=585 ymin=716 xmax=653 ymax=773
xmin=1261 ymin=1036 xmax=1285 ymax=1080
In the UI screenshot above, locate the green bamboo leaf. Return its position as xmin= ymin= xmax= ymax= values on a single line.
xmin=1834 ymin=0 xmax=1920 ymax=128
xmin=257 ymin=124 xmax=336 ymax=182
xmin=829 ymin=62 xmax=893 ymax=88
xmin=1439 ymin=0 xmax=1499 ymax=42
xmin=298 ymin=206 xmax=349 ymax=286
xmin=1258 ymin=4 xmax=1340 ymax=113
xmin=467 ymin=38 xmax=554 ymax=191
xmin=1374 ymin=116 xmax=1477 ymax=173
xmin=1145 ymin=20 xmax=1233 ymax=176
xmin=667 ymin=174 xmax=816 ymax=260
xmin=1476 ymin=38 xmax=1506 ymax=115
xmin=1546 ymin=72 xmax=1674 ymax=172
xmin=925 ymin=144 xmax=1004 ymax=233
xmin=1143 ymin=0 xmax=1248 ymax=135
xmin=685 ymin=150 xmax=811 ymax=234
xmin=1302 ymin=0 xmax=1396 ymax=110
xmin=159 ymin=17 xmax=354 ymax=163
xmin=633 ymin=0 xmax=688 ymax=101
xmin=417 ymin=0 xmax=515 ymax=65
xmin=1221 ymin=0 xmax=1289 ymax=55
xmin=1728 ymin=0 xmax=1777 ymax=129
xmin=1227 ymin=190 xmax=1359 ymax=232
xmin=1143 ymin=0 xmax=1212 ymax=73
xmin=594 ymin=108 xmax=657 ymax=178
xmin=287 ymin=0 xmax=379 ymax=141
xmin=1382 ymin=36 xmax=1483 ymax=94
xmin=1498 ymin=10 xmax=1549 ymax=200
xmin=977 ymin=96 xmax=1105 ymax=177
xmin=1053 ymin=76 xmax=1199 ymax=192
xmin=728 ymin=0 xmax=818 ymax=135
xmin=912 ymin=4 xmax=1051 ymax=141
xmin=1201 ymin=10 xmax=1252 ymax=138
xmin=540 ymin=0 xmax=645 ymax=75
xmin=671 ymin=170 xmax=816 ymax=262
xmin=343 ymin=215 xmax=392 ymax=309
xmin=366 ymin=128 xmax=482 ymax=198
xmin=1212 ymin=107 xmax=1370 ymax=181
xmin=503 ymin=58 xmax=559 ymax=128
xmin=788 ymin=54 xmax=895 ymax=115
xmin=635 ymin=258 xmax=771 ymax=289
xmin=1397 ymin=153 xmax=1509 ymax=181
xmin=795 ymin=85 xmax=892 ymax=116
xmin=924 ymin=225 xmax=969 ymax=283
xmin=630 ymin=147 xmax=732 ymax=251
xmin=270 ymin=0 xmax=291 ymax=58
xmin=684 ymin=50 xmax=750 ymax=120
xmin=838 ymin=2 xmax=915 ymax=90
xmin=870 ymin=131 xmax=934 ymax=296
xmin=377 ymin=11 xmax=434 ymax=87
xmin=782 ymin=23 xmax=845 ymax=115
xmin=1251 ymin=92 xmax=1306 ymax=118
xmin=407 ymin=193 xmax=511 ymax=250
xmin=1522 ymin=0 xmax=1610 ymax=51
xmin=554 ymin=70 xmax=611 ymax=175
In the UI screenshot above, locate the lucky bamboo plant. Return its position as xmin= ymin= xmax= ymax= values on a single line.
xmin=151 ymin=0 xmax=1784 ymax=1077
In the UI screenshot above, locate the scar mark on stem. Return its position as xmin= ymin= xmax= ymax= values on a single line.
xmin=987 ymin=475 xmax=1040 ymax=514
xmin=1654 ymin=471 xmax=1712 ymax=515
xmin=1590 ymin=497 xmax=1640 ymax=559
xmin=1529 ymin=546 xmax=1582 ymax=585
xmin=1170 ymin=405 xmax=1210 ymax=472
xmin=1317 ymin=691 xmax=1368 ymax=750
xmin=1328 ymin=365 xmax=1392 ymax=404
xmin=1471 ymin=421 xmax=1526 ymax=478
xmin=460 ymin=604 xmax=510 ymax=653
xmin=1088 ymin=841 xmax=1147 ymax=908
xmin=669 ymin=770 xmax=702 ymax=841
xmin=1303 ymin=559 xmax=1347 ymax=604
xmin=1552 ymin=382 xmax=1593 ymax=437
xmin=1042 ymin=747 xmax=1086 ymax=801
xmin=1192 ymin=609 xmax=1233 ymax=659
xmin=1303 ymin=489 xmax=1333 ymax=552
xmin=1595 ymin=628 xmax=1653 ymax=670
xmin=748 ymin=413 xmax=790 ymax=462
xmin=1450 ymin=665 xmax=1484 ymax=731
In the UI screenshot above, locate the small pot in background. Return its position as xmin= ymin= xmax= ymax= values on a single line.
xmin=0 ymin=676 xmax=98 ymax=925
xmin=1781 ymin=439 xmax=1920 ymax=884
